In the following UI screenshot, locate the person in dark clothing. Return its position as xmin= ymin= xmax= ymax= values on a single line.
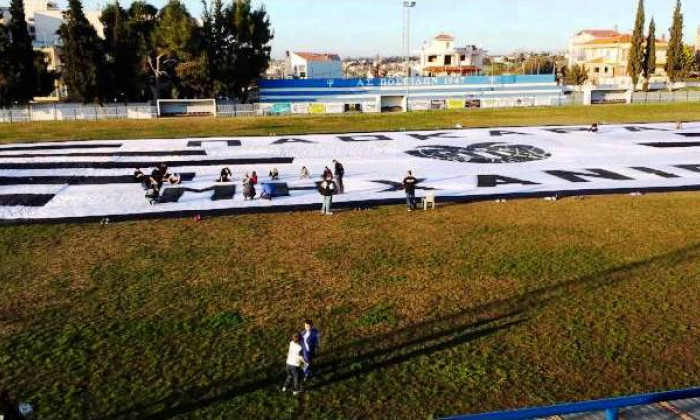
xmin=403 ymin=170 xmax=417 ymax=211
xmin=151 ymin=168 xmax=165 ymax=188
xmin=589 ymin=123 xmax=599 ymax=133
xmin=0 ymin=390 xmax=21 ymax=420
xmin=319 ymin=175 xmax=337 ymax=215
xmin=300 ymin=319 xmax=321 ymax=380
xmin=218 ymin=167 xmax=233 ymax=182
xmin=333 ymin=160 xmax=345 ymax=194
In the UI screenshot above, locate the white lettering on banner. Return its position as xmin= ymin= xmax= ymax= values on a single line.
xmin=0 ymin=122 xmax=699 ymax=223
xmin=380 ymin=77 xmax=468 ymax=87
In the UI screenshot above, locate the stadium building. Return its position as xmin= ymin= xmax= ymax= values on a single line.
xmin=258 ymin=74 xmax=568 ymax=114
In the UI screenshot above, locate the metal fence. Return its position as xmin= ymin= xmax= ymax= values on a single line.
xmin=0 ymin=103 xmax=156 ymax=123
xmin=0 ymin=103 xmax=264 ymax=123
xmin=1 ymin=90 xmax=695 ymax=123
xmin=443 ymin=387 xmax=700 ymax=420
xmin=632 ymin=90 xmax=700 ymax=104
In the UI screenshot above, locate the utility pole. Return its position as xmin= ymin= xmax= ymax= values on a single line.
xmin=402 ymin=1 xmax=416 ymax=112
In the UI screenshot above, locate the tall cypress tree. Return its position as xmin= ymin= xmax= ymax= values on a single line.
xmin=7 ymin=0 xmax=38 ymax=103
xmin=627 ymin=0 xmax=645 ymax=89
xmin=0 ymin=23 xmax=12 ymax=107
xmin=666 ymin=0 xmax=684 ymax=81
xmin=644 ymin=18 xmax=656 ymax=79
xmin=101 ymin=1 xmax=142 ymax=101
xmin=58 ymin=0 xmax=105 ymax=103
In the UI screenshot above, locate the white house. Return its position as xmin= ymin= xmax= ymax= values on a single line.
xmin=285 ymin=51 xmax=343 ymax=79
xmin=418 ymin=34 xmax=485 ymax=77
xmin=568 ymin=28 xmax=668 ymax=82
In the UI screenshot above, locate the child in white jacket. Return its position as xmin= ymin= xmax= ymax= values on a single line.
xmin=282 ymin=333 xmax=307 ymax=395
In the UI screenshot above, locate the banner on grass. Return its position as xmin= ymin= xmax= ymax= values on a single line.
xmin=0 ymin=122 xmax=699 ymax=223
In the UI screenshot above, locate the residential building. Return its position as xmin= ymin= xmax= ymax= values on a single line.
xmin=285 ymin=51 xmax=343 ymax=79
xmin=568 ymin=28 xmax=668 ymax=82
xmin=418 ymin=34 xmax=485 ymax=77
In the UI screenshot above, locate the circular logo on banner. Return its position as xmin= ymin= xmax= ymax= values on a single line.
xmin=405 ymin=142 xmax=551 ymax=164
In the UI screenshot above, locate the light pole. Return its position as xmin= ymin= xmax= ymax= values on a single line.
xmin=402 ymin=0 xmax=416 ymax=111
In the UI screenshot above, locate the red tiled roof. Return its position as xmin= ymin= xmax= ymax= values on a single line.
xmin=293 ymin=52 xmax=341 ymax=62
xmin=582 ymin=34 xmax=667 ymax=45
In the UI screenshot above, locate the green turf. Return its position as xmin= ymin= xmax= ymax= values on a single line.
xmin=1 ymin=194 xmax=699 ymax=419
xmin=1 ymin=102 xmax=699 ymax=144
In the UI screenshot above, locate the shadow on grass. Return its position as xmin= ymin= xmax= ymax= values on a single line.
xmin=111 ymin=242 xmax=700 ymax=419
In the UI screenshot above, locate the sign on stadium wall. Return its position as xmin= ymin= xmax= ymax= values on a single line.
xmin=1 ymin=122 xmax=699 ymax=224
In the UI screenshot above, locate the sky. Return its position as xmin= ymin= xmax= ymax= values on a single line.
xmin=11 ymin=0 xmax=700 ymax=57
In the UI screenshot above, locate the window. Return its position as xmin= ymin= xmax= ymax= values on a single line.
xmin=604 ymin=67 xmax=609 ymax=73
xmin=428 ymin=55 xmax=438 ymax=63
xmin=460 ymin=55 xmax=466 ymax=61
xmin=445 ymin=55 xmax=453 ymax=65
xmin=594 ymin=67 xmax=600 ymax=73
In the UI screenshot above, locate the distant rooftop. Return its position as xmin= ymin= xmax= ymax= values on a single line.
xmin=577 ymin=29 xmax=621 ymax=38
xmin=293 ymin=52 xmax=342 ymax=62
xmin=434 ymin=33 xmax=455 ymax=41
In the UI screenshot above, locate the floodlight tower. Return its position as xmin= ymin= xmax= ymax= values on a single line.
xmin=402 ymin=0 xmax=416 ymax=111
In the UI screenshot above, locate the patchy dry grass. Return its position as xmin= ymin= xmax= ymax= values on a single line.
xmin=1 ymin=102 xmax=699 ymax=144
xmin=1 ymin=193 xmax=700 ymax=418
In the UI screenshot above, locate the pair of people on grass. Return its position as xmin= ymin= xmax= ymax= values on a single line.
xmin=321 ymin=160 xmax=345 ymax=194
xmin=283 ymin=320 xmax=320 ymax=396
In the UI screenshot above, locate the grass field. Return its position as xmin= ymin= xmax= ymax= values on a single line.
xmin=1 ymin=194 xmax=700 ymax=419
xmin=1 ymin=104 xmax=700 ymax=419
xmin=1 ymin=102 xmax=700 ymax=144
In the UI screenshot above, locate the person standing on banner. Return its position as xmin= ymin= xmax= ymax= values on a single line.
xmin=333 ymin=160 xmax=345 ymax=194
xmin=282 ymin=333 xmax=307 ymax=396
xmin=319 ymin=174 xmax=337 ymax=215
xmin=300 ymin=319 xmax=320 ymax=380
xmin=403 ymin=170 xmax=418 ymax=211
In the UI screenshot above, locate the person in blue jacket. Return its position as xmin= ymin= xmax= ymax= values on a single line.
xmin=300 ymin=319 xmax=321 ymax=380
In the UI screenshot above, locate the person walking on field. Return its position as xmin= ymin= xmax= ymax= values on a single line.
xmin=319 ymin=175 xmax=337 ymax=215
xmin=282 ymin=333 xmax=307 ymax=396
xmin=403 ymin=170 xmax=417 ymax=211
xmin=333 ymin=159 xmax=345 ymax=194
xmin=300 ymin=319 xmax=321 ymax=380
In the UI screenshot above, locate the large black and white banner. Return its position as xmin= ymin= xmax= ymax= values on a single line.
xmin=1 ymin=122 xmax=700 ymax=223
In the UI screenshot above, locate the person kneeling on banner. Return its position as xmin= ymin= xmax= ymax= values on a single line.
xmin=218 ymin=167 xmax=233 ymax=182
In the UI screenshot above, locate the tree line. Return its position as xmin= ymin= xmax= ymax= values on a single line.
xmin=0 ymin=0 xmax=57 ymax=107
xmin=0 ymin=0 xmax=272 ymax=106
